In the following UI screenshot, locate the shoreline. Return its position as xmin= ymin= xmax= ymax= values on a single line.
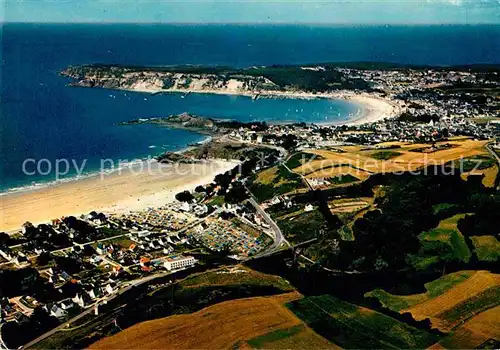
xmin=111 ymin=85 xmax=402 ymax=127
xmin=0 ymin=159 xmax=237 ymax=232
xmin=0 ymin=88 xmax=399 ymax=232
xmin=0 ymin=133 xmax=214 ymax=198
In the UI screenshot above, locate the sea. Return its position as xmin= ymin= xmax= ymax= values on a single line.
xmin=1 ymin=23 xmax=500 ymax=193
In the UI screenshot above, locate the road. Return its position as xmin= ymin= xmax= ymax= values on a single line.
xmin=21 ymin=271 xmax=173 ymax=349
xmin=282 ymin=160 xmax=313 ymax=191
xmin=246 ymin=197 xmax=289 ymax=253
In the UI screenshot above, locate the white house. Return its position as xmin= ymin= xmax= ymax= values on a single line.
xmin=104 ymin=284 xmax=115 ymax=295
xmin=72 ymin=293 xmax=87 ymax=308
xmin=49 ymin=304 xmax=67 ymax=319
xmin=60 ymin=300 xmax=74 ymax=310
xmin=164 ymin=256 xmax=196 ymax=271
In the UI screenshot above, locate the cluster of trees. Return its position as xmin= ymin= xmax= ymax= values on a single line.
xmin=62 ymin=216 xmax=101 ymax=243
xmin=458 ymin=192 xmax=500 ymax=237
xmin=175 ymin=190 xmax=194 ymax=203
xmin=245 ymin=65 xmax=371 ymax=92
xmin=0 ymin=232 xmax=25 ymax=247
xmin=323 ymin=168 xmax=488 ymax=272
xmin=21 ymin=222 xmax=71 ymax=251
xmin=0 ymin=268 xmax=59 ymax=303
xmin=2 ymin=306 xmax=59 ymax=349
xmin=177 ymin=146 xmax=280 ymax=205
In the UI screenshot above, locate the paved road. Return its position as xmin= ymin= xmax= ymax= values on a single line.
xmin=246 ymin=197 xmax=289 ymax=252
xmin=21 ymin=272 xmax=172 ymax=349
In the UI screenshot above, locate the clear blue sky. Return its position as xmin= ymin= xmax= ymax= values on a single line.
xmin=2 ymin=0 xmax=500 ymax=24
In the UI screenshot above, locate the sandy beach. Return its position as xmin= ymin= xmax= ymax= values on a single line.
xmin=0 ymin=160 xmax=237 ymax=232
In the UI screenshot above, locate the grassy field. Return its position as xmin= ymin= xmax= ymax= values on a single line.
xmin=365 ymin=270 xmax=476 ymax=312
xmin=304 ymin=165 xmax=371 ymax=182
xmin=470 ymin=235 xmax=500 ymax=262
xmin=275 ymin=209 xmax=327 ymax=244
xmin=179 ymin=265 xmax=293 ymax=291
xmin=206 ymin=195 xmax=225 ymax=206
xmin=294 ymin=139 xmax=489 ymax=176
xmin=90 ymin=292 xmax=336 ymax=349
xmin=250 ymin=165 xmax=305 ymax=201
xmin=452 ymin=155 xmax=496 ymax=172
xmin=245 ymin=324 xmax=338 ymax=349
xmin=406 ymin=271 xmax=500 ymax=332
xmin=417 ymin=214 xmax=472 ymax=267
xmin=367 ymin=271 xmax=500 ymax=333
xmin=285 ymin=152 xmax=322 ymax=169
xmin=368 ymin=150 xmax=403 ymax=160
xmin=287 ymin=295 xmax=438 ymax=349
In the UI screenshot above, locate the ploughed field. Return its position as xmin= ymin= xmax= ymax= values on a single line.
xmin=366 ymin=270 xmax=500 ymax=349
xmin=291 ymin=139 xmax=497 ymax=189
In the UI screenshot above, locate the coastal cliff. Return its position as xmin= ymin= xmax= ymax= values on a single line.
xmin=61 ymin=65 xmax=280 ymax=94
xmin=60 ymin=64 xmax=372 ymax=93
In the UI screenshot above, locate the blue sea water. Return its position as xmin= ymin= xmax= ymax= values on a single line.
xmin=1 ymin=24 xmax=500 ymax=192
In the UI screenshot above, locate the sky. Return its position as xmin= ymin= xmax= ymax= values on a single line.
xmin=1 ymin=0 xmax=500 ymax=24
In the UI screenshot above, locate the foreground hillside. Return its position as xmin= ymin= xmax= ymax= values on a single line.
xmin=90 ymin=292 xmax=336 ymax=350
xmin=29 ymin=266 xmax=296 ymax=349
xmin=366 ymin=270 xmax=500 ymax=349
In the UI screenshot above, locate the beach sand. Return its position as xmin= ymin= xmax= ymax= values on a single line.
xmin=0 ymin=160 xmax=236 ymax=232
xmin=341 ymin=93 xmax=401 ymax=126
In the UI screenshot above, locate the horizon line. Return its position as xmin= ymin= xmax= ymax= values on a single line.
xmin=2 ymin=21 xmax=500 ymax=26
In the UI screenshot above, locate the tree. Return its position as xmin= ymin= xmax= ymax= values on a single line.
xmin=36 ymin=252 xmax=53 ymax=266
xmin=55 ymin=256 xmax=81 ymax=274
xmin=214 ymin=173 xmax=232 ymax=189
xmin=175 ymin=190 xmax=194 ymax=203
xmin=0 ymin=232 xmax=11 ymax=246
xmin=224 ymin=184 xmax=248 ymax=204
xmin=82 ymin=245 xmax=96 ymax=256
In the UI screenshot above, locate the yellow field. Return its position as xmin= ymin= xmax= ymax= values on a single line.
xmin=305 ymin=165 xmax=371 ymax=181
xmin=255 ymin=166 xmax=279 ymax=185
xmin=90 ymin=292 xmax=336 ymax=350
xmin=406 ymin=271 xmax=500 ymax=332
xmin=461 ymin=164 xmax=499 ymax=188
xmin=294 ymin=139 xmax=490 ymax=177
xmin=436 ymin=306 xmax=500 ymax=349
